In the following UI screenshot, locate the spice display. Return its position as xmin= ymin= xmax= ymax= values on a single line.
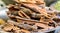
xmin=0 ymin=0 xmax=60 ymax=33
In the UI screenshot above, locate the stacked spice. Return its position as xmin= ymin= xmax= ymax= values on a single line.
xmin=1 ymin=0 xmax=60 ymax=33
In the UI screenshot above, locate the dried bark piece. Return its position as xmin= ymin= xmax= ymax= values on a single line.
xmin=14 ymin=29 xmax=30 ymax=33
xmin=2 ymin=21 xmax=21 ymax=32
xmin=18 ymin=8 xmax=56 ymax=18
xmin=22 ymin=3 xmax=48 ymax=18
xmin=18 ymin=7 xmax=33 ymax=18
xmin=17 ymin=19 xmax=52 ymax=28
xmin=40 ymin=17 xmax=53 ymax=23
xmin=40 ymin=17 xmax=57 ymax=27
xmin=3 ymin=23 xmax=14 ymax=31
xmin=7 ymin=20 xmax=37 ymax=31
xmin=8 ymin=7 xmax=19 ymax=11
xmin=14 ymin=0 xmax=36 ymax=3
xmin=14 ymin=30 xmax=21 ymax=33
xmin=31 ymin=13 xmax=44 ymax=18
xmin=18 ymin=11 xmax=25 ymax=18
xmin=38 ymin=27 xmax=54 ymax=33
xmin=7 ymin=4 xmax=14 ymax=8
xmin=14 ymin=0 xmax=45 ymax=5
xmin=18 ymin=24 xmax=37 ymax=31
xmin=20 ymin=7 xmax=33 ymax=15
xmin=18 ymin=8 xmax=47 ymax=18
xmin=8 ymin=15 xmax=49 ymax=24
xmin=13 ymin=26 xmax=20 ymax=31
xmin=35 ymin=23 xmax=54 ymax=29
xmin=20 ymin=11 xmax=30 ymax=19
xmin=7 ymin=4 xmax=20 ymax=12
xmin=9 ymin=14 xmax=57 ymax=27
xmin=53 ymin=18 xmax=60 ymax=23
xmin=8 ymin=20 xmax=55 ymax=31
xmin=17 ymin=19 xmax=24 ymax=23
xmin=16 ymin=19 xmax=56 ymax=26
xmin=47 ymin=12 xmax=57 ymax=19
xmin=35 ymin=0 xmax=45 ymax=5
xmin=14 ymin=4 xmax=21 ymax=9
xmin=20 ymin=29 xmax=31 ymax=33
xmin=17 ymin=19 xmax=35 ymax=25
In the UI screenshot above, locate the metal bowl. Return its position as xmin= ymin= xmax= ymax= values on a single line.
xmin=0 ymin=7 xmax=9 ymax=21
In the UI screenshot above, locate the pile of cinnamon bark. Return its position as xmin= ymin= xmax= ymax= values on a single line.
xmin=2 ymin=0 xmax=60 ymax=33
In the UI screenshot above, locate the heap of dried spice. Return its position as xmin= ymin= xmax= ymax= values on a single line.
xmin=1 ymin=0 xmax=60 ymax=33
